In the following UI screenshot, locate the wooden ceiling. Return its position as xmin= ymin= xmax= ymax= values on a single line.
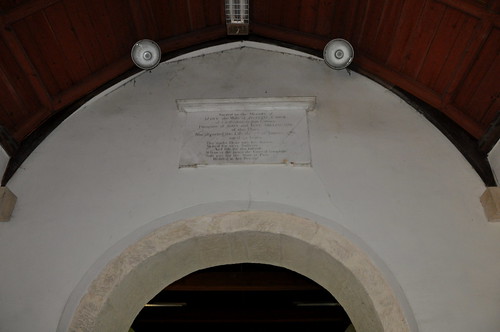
xmin=0 ymin=0 xmax=499 ymax=183
xmin=131 ymin=263 xmax=352 ymax=331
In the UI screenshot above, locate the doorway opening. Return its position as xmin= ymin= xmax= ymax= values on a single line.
xmin=130 ymin=263 xmax=352 ymax=331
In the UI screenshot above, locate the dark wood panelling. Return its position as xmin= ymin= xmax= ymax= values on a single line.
xmin=416 ymin=7 xmax=471 ymax=90
xmin=429 ymin=13 xmax=479 ymax=95
xmin=249 ymin=0 xmax=269 ymax=24
xmin=281 ymin=0 xmax=301 ymax=30
xmin=0 ymin=75 xmax=21 ymax=131
xmin=298 ymin=0 xmax=319 ymax=34
xmin=314 ymin=0 xmax=335 ymax=36
xmin=266 ymin=0 xmax=284 ymax=26
xmin=471 ymin=0 xmax=489 ymax=7
xmin=128 ymin=0 xmax=156 ymax=40
xmin=203 ymin=0 xmax=224 ymax=26
xmin=250 ymin=0 xmax=499 ymax=139
xmin=0 ymin=17 xmax=52 ymax=116
xmin=43 ymin=1 xmax=92 ymax=81
xmin=346 ymin=0 xmax=368 ymax=48
xmin=0 ymin=0 xmax=30 ymax=12
xmin=401 ymin=1 xmax=447 ymax=78
xmin=437 ymin=0 xmax=498 ymax=18
xmin=0 ymin=0 xmax=498 ymax=172
xmin=0 ymin=0 xmax=227 ymax=143
xmin=104 ymin=0 xmax=138 ymax=53
xmin=454 ymin=27 xmax=500 ymax=124
xmin=13 ymin=11 xmax=72 ymax=95
xmin=491 ymin=1 xmax=500 ymax=13
xmin=150 ymin=0 xmax=191 ymax=39
xmin=482 ymin=98 xmax=499 ymax=128
xmin=63 ymin=0 xmax=109 ymax=72
xmin=0 ymin=35 xmax=41 ymax=118
xmin=0 ymin=0 xmax=59 ymax=20
xmin=83 ymin=0 xmax=130 ymax=63
xmin=251 ymin=22 xmax=330 ymax=51
xmin=330 ymin=0 xmax=359 ymax=41
xmin=357 ymin=0 xmax=390 ymax=61
xmin=188 ymin=0 xmax=208 ymax=30
xmin=365 ymin=0 xmax=404 ymax=62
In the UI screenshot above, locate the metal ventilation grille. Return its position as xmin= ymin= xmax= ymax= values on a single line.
xmin=225 ymin=0 xmax=249 ymax=35
xmin=225 ymin=0 xmax=249 ymax=23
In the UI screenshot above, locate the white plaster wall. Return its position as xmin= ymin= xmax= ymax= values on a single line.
xmin=489 ymin=141 xmax=500 ymax=184
xmin=1 ymin=42 xmax=499 ymax=332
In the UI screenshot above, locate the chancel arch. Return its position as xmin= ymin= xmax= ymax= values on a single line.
xmin=65 ymin=211 xmax=415 ymax=332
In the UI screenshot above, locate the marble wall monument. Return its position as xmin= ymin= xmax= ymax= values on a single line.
xmin=177 ymin=97 xmax=315 ymax=167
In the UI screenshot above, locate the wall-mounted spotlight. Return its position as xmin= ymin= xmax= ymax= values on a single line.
xmin=323 ymin=39 xmax=354 ymax=71
xmin=131 ymin=39 xmax=161 ymax=70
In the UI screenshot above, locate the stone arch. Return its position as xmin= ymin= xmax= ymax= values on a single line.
xmin=66 ymin=211 xmax=413 ymax=332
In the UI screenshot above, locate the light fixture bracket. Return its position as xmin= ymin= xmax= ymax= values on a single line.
xmin=226 ymin=23 xmax=249 ymax=35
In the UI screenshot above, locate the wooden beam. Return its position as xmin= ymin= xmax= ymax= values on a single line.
xmin=166 ymin=270 xmax=323 ymax=292
xmin=441 ymin=21 xmax=493 ymax=106
xmin=133 ymin=306 xmax=348 ymax=324
xmin=0 ymin=125 xmax=18 ymax=156
xmin=1 ymin=0 xmax=61 ymax=24
xmin=354 ymin=53 xmax=486 ymax=138
xmin=0 ymin=17 xmax=53 ymax=109
xmin=157 ymin=25 xmax=227 ymax=53
xmin=127 ymin=0 xmax=159 ymax=40
xmin=51 ymin=56 xmax=133 ymax=110
xmin=435 ymin=0 xmax=500 ymax=20
xmin=250 ymin=22 xmax=330 ymax=50
xmin=11 ymin=106 xmax=52 ymax=141
xmin=478 ymin=103 xmax=500 ymax=153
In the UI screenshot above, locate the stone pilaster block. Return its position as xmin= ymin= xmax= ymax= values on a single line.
xmin=0 ymin=186 xmax=16 ymax=221
xmin=480 ymin=187 xmax=500 ymax=222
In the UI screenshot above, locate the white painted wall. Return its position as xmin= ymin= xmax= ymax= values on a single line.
xmin=1 ymin=42 xmax=499 ymax=332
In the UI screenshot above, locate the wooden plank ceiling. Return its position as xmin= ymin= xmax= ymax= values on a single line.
xmin=0 ymin=0 xmax=499 ymax=173
xmin=131 ymin=263 xmax=353 ymax=331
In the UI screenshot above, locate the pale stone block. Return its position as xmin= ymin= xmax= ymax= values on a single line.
xmin=480 ymin=187 xmax=500 ymax=222
xmin=279 ymin=235 xmax=312 ymax=272
xmin=228 ymin=232 xmax=250 ymax=261
xmin=197 ymin=234 xmax=233 ymax=266
xmin=0 ymin=186 xmax=16 ymax=221
xmin=244 ymin=232 xmax=281 ymax=264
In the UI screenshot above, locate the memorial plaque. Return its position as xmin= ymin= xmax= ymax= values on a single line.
xmin=177 ymin=97 xmax=315 ymax=167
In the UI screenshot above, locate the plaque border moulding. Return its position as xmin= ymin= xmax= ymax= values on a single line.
xmin=177 ymin=96 xmax=316 ymax=168
xmin=176 ymin=96 xmax=316 ymax=113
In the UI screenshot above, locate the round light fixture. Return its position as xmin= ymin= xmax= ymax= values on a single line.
xmin=131 ymin=39 xmax=161 ymax=70
xmin=323 ymin=39 xmax=354 ymax=70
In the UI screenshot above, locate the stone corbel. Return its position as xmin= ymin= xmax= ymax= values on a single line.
xmin=0 ymin=186 xmax=17 ymax=221
xmin=480 ymin=187 xmax=500 ymax=222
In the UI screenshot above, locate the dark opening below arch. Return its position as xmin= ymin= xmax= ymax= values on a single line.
xmin=131 ymin=263 xmax=353 ymax=332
